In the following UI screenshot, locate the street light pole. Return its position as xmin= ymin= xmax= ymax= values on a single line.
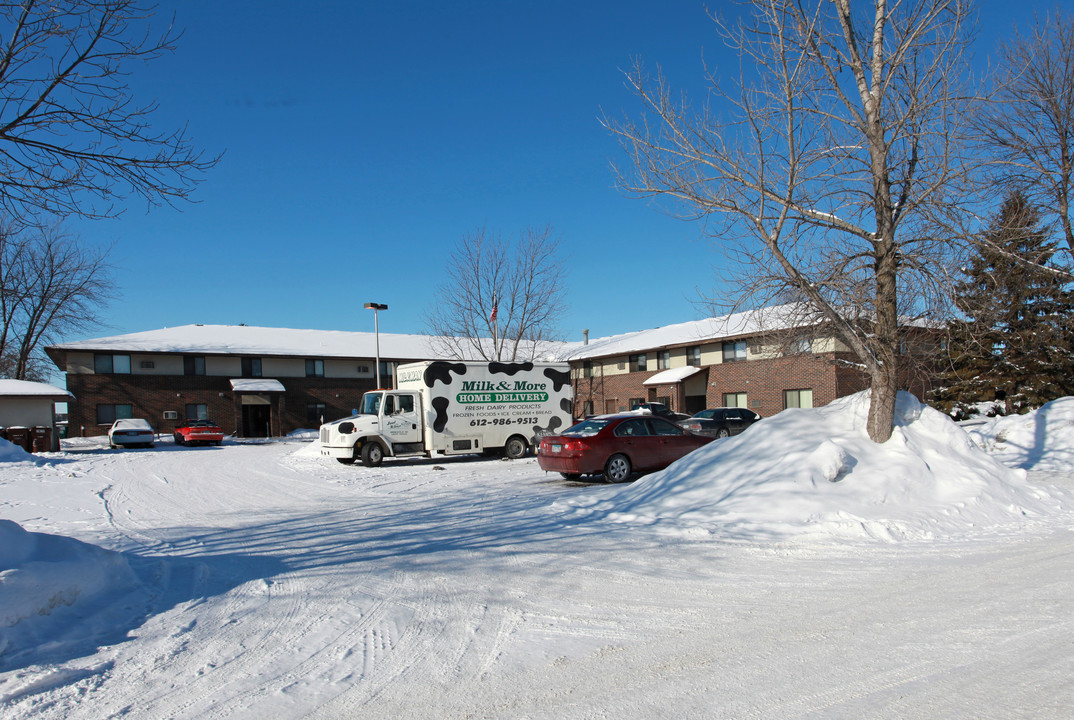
xmin=364 ymin=302 xmax=388 ymax=388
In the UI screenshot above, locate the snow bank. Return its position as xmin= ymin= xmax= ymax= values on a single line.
xmin=0 ymin=520 xmax=137 ymax=657
xmin=965 ymin=397 xmax=1074 ymax=472
xmin=562 ymin=392 xmax=1069 ymax=542
xmin=0 ymin=437 xmax=32 ymax=463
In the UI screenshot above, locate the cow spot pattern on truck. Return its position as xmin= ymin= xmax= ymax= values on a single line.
xmin=423 ymin=361 xmax=468 ymax=388
xmin=544 ymin=367 xmax=570 ymax=393
xmin=431 ymin=396 xmax=451 ymax=433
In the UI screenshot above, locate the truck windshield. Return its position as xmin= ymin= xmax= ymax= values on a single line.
xmin=361 ymin=392 xmax=383 ymax=415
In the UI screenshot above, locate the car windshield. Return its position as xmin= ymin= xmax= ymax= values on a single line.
xmin=562 ymin=418 xmax=611 ymax=436
xmin=114 ymin=419 xmax=151 ymax=431
xmin=185 ymin=420 xmax=216 ymax=427
xmin=361 ymin=392 xmax=383 ymax=415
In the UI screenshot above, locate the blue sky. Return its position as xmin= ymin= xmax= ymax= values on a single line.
xmin=66 ymin=0 xmax=1045 ymax=344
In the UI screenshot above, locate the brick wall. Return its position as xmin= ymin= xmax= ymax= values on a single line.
xmin=572 ymin=352 xmax=871 ymax=419
xmin=65 ymin=373 xmax=378 ymax=437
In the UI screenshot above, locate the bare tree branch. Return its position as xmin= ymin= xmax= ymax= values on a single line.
xmin=424 ymin=225 xmax=567 ymax=362
xmin=605 ymin=0 xmax=978 ymax=442
xmin=0 ymin=0 xmax=219 ymax=223
xmin=0 ymin=222 xmax=114 ymax=379
xmin=977 ymin=10 xmax=1074 ymax=257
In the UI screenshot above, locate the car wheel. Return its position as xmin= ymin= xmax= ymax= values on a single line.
xmin=504 ymin=435 xmax=528 ymax=460
xmin=715 ymin=427 xmax=730 ymax=439
xmin=560 ymin=472 xmax=582 ymax=480
xmin=361 ymin=442 xmax=384 ymax=468
xmin=603 ymin=454 xmax=632 ymax=483
xmin=174 ymin=434 xmax=184 ymax=446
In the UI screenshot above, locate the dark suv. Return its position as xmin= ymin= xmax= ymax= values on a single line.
xmin=679 ymin=407 xmax=761 ymax=438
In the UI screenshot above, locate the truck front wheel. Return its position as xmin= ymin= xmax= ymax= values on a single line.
xmin=361 ymin=442 xmax=384 ymax=467
xmin=503 ymin=435 xmax=528 ymax=460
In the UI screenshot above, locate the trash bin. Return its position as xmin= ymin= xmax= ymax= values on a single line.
xmin=32 ymin=426 xmax=52 ymax=452
xmin=58 ymin=423 xmax=69 ymax=439
xmin=5 ymin=426 xmax=32 ymax=452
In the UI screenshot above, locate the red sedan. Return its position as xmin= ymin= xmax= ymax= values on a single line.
xmin=174 ymin=419 xmax=224 ymax=446
xmin=537 ymin=414 xmax=714 ymax=483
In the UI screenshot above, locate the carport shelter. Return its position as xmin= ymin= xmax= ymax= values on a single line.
xmin=0 ymin=379 xmax=74 ymax=452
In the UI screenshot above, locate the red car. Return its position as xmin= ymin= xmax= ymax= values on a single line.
xmin=537 ymin=414 xmax=714 ymax=483
xmin=174 ymin=419 xmax=224 ymax=446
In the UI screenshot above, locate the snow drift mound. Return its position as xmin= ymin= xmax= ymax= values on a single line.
xmin=965 ymin=397 xmax=1074 ymax=471
xmin=0 ymin=437 xmax=32 ymax=463
xmin=0 ymin=520 xmax=137 ymax=658
xmin=563 ymin=392 xmax=1069 ymax=542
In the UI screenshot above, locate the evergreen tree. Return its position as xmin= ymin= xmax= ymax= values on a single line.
xmin=933 ymin=191 xmax=1074 ymax=417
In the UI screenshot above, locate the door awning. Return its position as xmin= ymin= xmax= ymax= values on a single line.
xmin=229 ymin=378 xmax=286 ymax=393
xmin=642 ymin=366 xmax=703 ymax=386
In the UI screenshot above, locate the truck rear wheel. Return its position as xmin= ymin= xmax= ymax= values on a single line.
xmin=504 ymin=435 xmax=528 ymax=460
xmin=361 ymin=442 xmax=384 ymax=467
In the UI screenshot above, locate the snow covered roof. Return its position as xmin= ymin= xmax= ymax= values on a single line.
xmin=230 ymin=379 xmax=286 ymax=393
xmin=642 ymin=366 xmax=703 ymax=386
xmin=563 ymin=304 xmax=806 ymax=360
xmin=46 ymin=324 xmax=444 ymax=361
xmin=43 ymin=303 xmax=823 ymax=368
xmin=0 ymin=379 xmax=73 ymax=399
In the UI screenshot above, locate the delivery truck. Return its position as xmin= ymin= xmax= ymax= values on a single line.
xmin=319 ymin=360 xmax=573 ymax=466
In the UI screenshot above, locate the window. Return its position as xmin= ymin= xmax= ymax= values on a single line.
xmin=94 ymin=354 xmax=131 ymax=374
xmin=687 ymin=346 xmax=702 ymax=367
xmin=784 ymin=389 xmax=814 ymax=409
xmin=396 ymin=395 xmax=414 ymax=413
xmin=657 ymin=350 xmax=671 ymax=370
xmin=582 ymin=400 xmax=594 ymax=416
xmin=185 ymin=403 xmax=208 ymax=420
xmin=379 ymin=361 xmax=394 ymax=381
xmin=722 ymin=341 xmax=746 ymax=363
xmin=628 ymin=397 xmax=645 ymax=409
xmin=307 ymin=402 xmax=326 ymax=424
xmin=583 ymin=361 xmax=594 ymax=378
xmin=614 ymin=419 xmax=650 ymax=437
xmin=96 ymin=403 xmax=132 ymax=424
xmin=723 ymin=392 xmax=748 ymax=408
xmin=306 ymin=359 xmax=324 ymax=377
xmin=629 ymin=354 xmax=647 ymax=372
xmin=184 ymin=356 xmax=206 ymax=376
xmin=650 ymin=418 xmax=685 ymax=436
xmin=241 ymin=357 xmax=262 ymax=378
xmin=791 ymin=337 xmax=812 ymax=354
xmin=139 ymin=360 xmax=155 ymax=369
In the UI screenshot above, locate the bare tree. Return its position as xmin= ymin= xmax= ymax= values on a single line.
xmin=425 ymin=225 xmax=566 ymax=362
xmin=605 ymin=0 xmax=977 ymax=442
xmin=979 ymin=11 xmax=1074 ymax=258
xmin=0 ymin=0 xmax=217 ymax=223
xmin=0 ymin=223 xmax=114 ymax=379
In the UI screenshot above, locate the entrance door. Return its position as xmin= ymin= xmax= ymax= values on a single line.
xmin=242 ymin=404 xmax=271 ymax=437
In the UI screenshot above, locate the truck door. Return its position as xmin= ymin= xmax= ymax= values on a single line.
xmin=382 ymin=393 xmax=422 ymax=445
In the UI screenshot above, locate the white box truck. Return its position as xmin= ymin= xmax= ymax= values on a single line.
xmin=319 ymin=360 xmax=573 ymax=466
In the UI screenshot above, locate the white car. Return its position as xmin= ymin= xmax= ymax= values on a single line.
xmin=108 ymin=418 xmax=155 ymax=449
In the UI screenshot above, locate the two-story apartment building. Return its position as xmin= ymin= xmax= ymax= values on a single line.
xmin=45 ymin=324 xmax=439 ymax=438
xmin=563 ymin=306 xmax=879 ymax=419
xmin=45 ymin=306 xmax=932 ymax=438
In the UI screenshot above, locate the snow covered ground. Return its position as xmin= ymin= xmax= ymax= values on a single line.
xmin=2 ymin=392 xmax=1073 ymax=719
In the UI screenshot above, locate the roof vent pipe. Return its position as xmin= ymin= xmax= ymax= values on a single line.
xmin=583 ymin=329 xmax=589 ymax=345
